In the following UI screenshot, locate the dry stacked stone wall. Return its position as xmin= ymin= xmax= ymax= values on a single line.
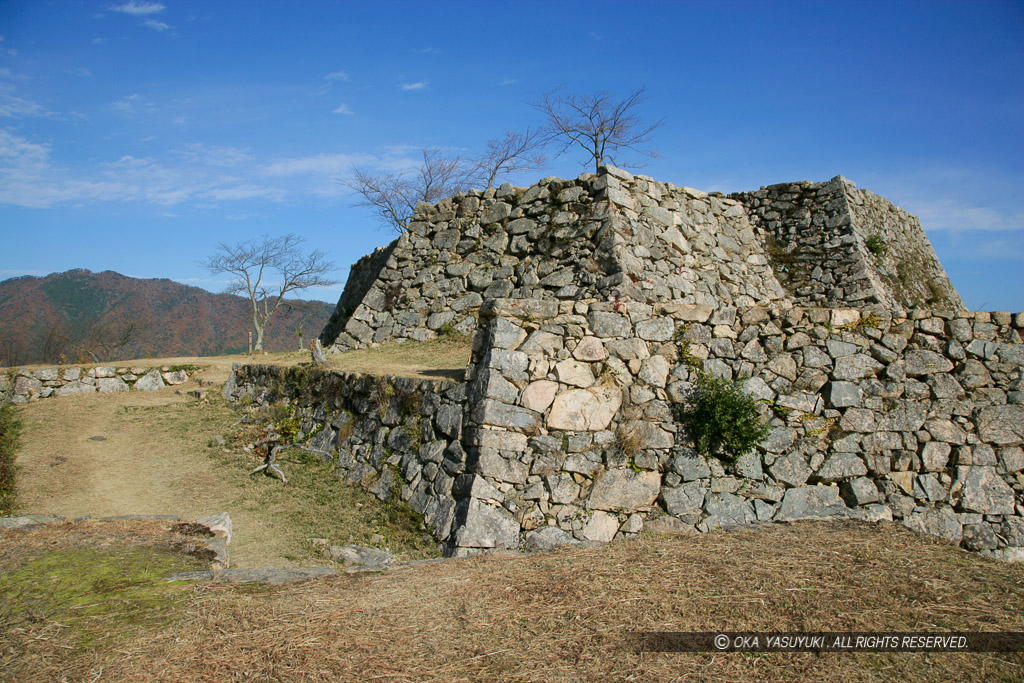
xmin=232 ymin=168 xmax=1019 ymax=558
xmin=320 ymin=166 xmax=786 ymax=353
xmin=732 ymin=177 xmax=964 ymax=311
xmin=230 ymin=300 xmax=1024 ymax=559
xmin=2 ymin=365 xmax=191 ymax=404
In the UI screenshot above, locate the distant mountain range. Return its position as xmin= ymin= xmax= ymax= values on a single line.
xmin=0 ymin=269 xmax=335 ymax=366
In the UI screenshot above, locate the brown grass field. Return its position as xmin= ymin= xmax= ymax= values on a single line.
xmin=2 ymin=339 xmax=1024 ymax=681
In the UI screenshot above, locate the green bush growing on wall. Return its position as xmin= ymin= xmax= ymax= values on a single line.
xmin=682 ymin=373 xmax=770 ymax=462
xmin=865 ymin=233 xmax=888 ymax=255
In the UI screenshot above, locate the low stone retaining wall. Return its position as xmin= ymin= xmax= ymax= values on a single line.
xmin=1 ymin=365 xmax=192 ymax=404
xmin=229 ymin=301 xmax=1024 ymax=560
xmin=225 ymin=365 xmax=470 ymax=548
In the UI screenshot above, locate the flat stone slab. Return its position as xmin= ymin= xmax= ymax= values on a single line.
xmin=0 ymin=515 xmax=66 ymax=529
xmin=166 ymin=567 xmax=337 ymax=584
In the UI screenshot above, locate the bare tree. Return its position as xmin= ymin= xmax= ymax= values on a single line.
xmin=468 ymin=128 xmax=547 ymax=189
xmin=84 ymin=320 xmax=144 ymax=362
xmin=204 ymin=234 xmax=336 ymax=352
xmin=531 ymin=86 xmax=664 ymax=172
xmin=347 ymin=147 xmax=471 ymax=233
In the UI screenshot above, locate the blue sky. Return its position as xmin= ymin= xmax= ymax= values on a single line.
xmin=1 ymin=0 xmax=1022 ymax=312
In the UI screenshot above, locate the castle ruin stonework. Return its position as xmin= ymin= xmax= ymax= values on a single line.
xmin=226 ymin=167 xmax=1023 ymax=559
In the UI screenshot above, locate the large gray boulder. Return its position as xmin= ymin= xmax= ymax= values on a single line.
xmin=977 ymin=405 xmax=1024 ymax=446
xmin=524 ymin=526 xmax=581 ymax=551
xmin=452 ymin=499 xmax=520 ymax=549
xmin=775 ymin=486 xmax=847 ymax=520
xmin=134 ymin=369 xmax=166 ymax=392
xmin=96 ymin=377 xmax=128 ymax=393
xmin=956 ymin=466 xmax=1016 ymax=515
xmin=326 ymin=545 xmax=395 ymax=568
xmin=661 ymin=481 xmax=707 ymax=517
xmin=588 ymin=468 xmax=660 ymax=511
xmin=903 ymin=507 xmax=962 ymax=545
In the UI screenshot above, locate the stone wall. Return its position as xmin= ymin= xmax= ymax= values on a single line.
xmin=231 ymin=300 xmax=1024 ymax=559
xmin=320 ymin=166 xmax=785 ymax=353
xmin=322 ymin=168 xmax=967 ymax=358
xmin=463 ymin=299 xmax=1023 ymax=558
xmin=226 ymin=366 xmax=469 ymax=545
xmin=1 ymin=365 xmax=192 ymax=404
xmin=845 ymin=184 xmax=966 ymax=311
xmin=318 ymin=242 xmax=397 ymax=349
xmin=732 ymin=177 xmax=964 ymax=311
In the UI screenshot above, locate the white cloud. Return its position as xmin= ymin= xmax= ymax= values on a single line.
xmin=175 ymin=142 xmax=254 ymax=167
xmin=260 ymin=152 xmax=374 ymax=177
xmin=325 ymin=71 xmax=350 ymax=81
xmin=143 ymin=19 xmax=171 ymax=31
xmin=92 ymin=37 xmax=106 ymax=44
xmin=332 ymin=103 xmax=353 ymax=115
xmin=0 ymin=128 xmax=394 ymax=210
xmin=112 ymin=93 xmax=154 ymax=117
xmin=0 ymin=83 xmax=47 ymax=118
xmin=71 ymin=67 xmax=93 ymax=78
xmin=498 ymin=78 xmax=519 ymax=86
xmin=400 ymin=81 xmax=428 ymax=91
xmin=414 ymin=47 xmax=441 ymax=55
xmin=109 ymin=2 xmax=165 ymax=15
xmin=202 ymin=185 xmax=286 ymax=202
xmin=0 ymin=129 xmax=135 ymax=207
xmin=906 ymin=198 xmax=1024 ymax=233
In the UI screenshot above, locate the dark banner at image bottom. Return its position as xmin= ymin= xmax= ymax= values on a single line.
xmin=636 ymin=632 xmax=1024 ymax=653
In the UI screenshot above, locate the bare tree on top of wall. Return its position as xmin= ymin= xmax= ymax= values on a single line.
xmin=531 ymin=86 xmax=664 ymax=172
xmin=347 ymin=147 xmax=471 ymax=234
xmin=347 ymin=134 xmax=547 ymax=234
xmin=203 ymin=234 xmax=336 ymax=352
xmin=468 ymin=129 xmax=547 ymax=190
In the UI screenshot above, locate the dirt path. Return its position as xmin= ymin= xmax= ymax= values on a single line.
xmin=10 ymin=344 xmax=472 ymax=568
xmin=12 ymin=363 xmax=300 ymax=569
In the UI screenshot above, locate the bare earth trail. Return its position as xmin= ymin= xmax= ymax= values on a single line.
xmin=12 ymin=342 xmax=472 ymax=568
xmin=13 ymin=360 xmax=291 ymax=568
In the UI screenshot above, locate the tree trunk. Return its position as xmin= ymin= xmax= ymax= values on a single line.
xmin=254 ymin=324 xmax=266 ymax=352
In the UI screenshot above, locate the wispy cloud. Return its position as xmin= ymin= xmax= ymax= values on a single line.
xmin=0 ymin=129 xmax=280 ymax=208
xmin=175 ymin=143 xmax=254 ymax=167
xmin=906 ymin=198 xmax=1024 ymax=233
xmin=332 ymin=103 xmax=353 ymax=115
xmin=414 ymin=47 xmax=441 ymax=55
xmin=325 ymin=71 xmax=350 ymax=81
xmin=203 ymin=185 xmax=286 ymax=202
xmin=143 ymin=19 xmax=171 ymax=31
xmin=112 ymin=93 xmax=154 ymax=117
xmin=859 ymin=165 xmax=1024 ymax=235
xmin=0 ymin=83 xmax=47 ymax=118
xmin=0 ymin=128 xmax=404 ymax=209
xmin=260 ymin=152 xmax=374 ymax=177
xmin=400 ymin=81 xmax=428 ymax=91
xmin=92 ymin=37 xmax=106 ymax=44
xmin=0 ymin=129 xmax=134 ymax=208
xmin=498 ymin=77 xmax=519 ymax=86
xmin=109 ymin=2 xmax=165 ymax=15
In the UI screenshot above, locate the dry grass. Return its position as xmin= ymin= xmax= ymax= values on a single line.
xmin=323 ymin=337 xmax=473 ymax=381
xmin=4 ymin=336 xmax=473 ymax=384
xmin=2 ymin=518 xmax=1023 ymax=681
xmin=12 ymin=386 xmax=437 ymax=568
xmin=5 ymin=340 xmax=1024 ymax=680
